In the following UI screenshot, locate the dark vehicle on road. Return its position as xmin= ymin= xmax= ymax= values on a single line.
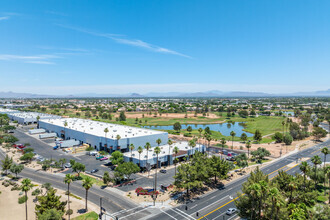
xmin=160 ymin=169 xmax=167 ymax=174
xmin=91 ymin=169 xmax=99 ymax=173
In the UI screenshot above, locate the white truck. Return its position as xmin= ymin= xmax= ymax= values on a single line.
xmin=56 ymin=139 xmax=80 ymax=148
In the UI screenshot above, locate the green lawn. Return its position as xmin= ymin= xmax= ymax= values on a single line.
xmin=72 ymin=211 xmax=98 ymax=220
xmin=80 ymin=174 xmax=105 ymax=187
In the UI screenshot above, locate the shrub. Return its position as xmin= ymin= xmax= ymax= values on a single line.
xmin=283 ymin=134 xmax=293 ymax=145
xmin=32 ymin=188 xmax=42 ymax=196
xmin=183 ymin=133 xmax=192 ymax=137
xmin=66 ymin=209 xmax=73 ymax=216
xmin=18 ymin=195 xmax=27 ymax=204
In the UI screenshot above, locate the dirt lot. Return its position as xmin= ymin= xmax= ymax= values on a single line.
xmin=0 ymin=177 xmax=98 ymax=220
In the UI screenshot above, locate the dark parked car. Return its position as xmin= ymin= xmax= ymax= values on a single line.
xmin=160 ymin=169 xmax=167 ymax=174
xmin=91 ymin=169 xmax=99 ymax=173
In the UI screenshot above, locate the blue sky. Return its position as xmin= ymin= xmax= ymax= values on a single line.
xmin=1 ymin=0 xmax=329 ymax=95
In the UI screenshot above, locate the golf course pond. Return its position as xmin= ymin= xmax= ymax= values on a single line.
xmin=144 ymin=122 xmax=253 ymax=137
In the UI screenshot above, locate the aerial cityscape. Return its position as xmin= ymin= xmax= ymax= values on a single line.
xmin=0 ymin=1 xmax=329 ymax=220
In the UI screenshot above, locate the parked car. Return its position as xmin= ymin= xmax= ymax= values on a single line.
xmin=222 ymin=150 xmax=228 ymax=155
xmin=100 ymin=157 xmax=108 ymax=161
xmin=64 ymin=163 xmax=72 ymax=168
xmin=226 ymin=208 xmax=237 ymax=215
xmin=96 ymin=155 xmax=104 ymax=160
xmin=53 ymin=146 xmax=59 ymax=150
xmin=160 ymin=169 xmax=167 ymax=174
xmin=16 ymin=144 xmax=26 ymax=149
xmin=90 ymin=151 xmax=98 ymax=156
xmin=91 ymin=169 xmax=99 ymax=173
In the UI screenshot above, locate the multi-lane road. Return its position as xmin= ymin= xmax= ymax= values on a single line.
xmin=1 ymin=124 xmax=329 ymax=220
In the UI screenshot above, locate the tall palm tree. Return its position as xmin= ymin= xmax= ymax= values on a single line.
xmin=137 ymin=146 xmax=143 ymax=167
xmin=311 ymin=155 xmax=322 ymax=188
xmin=167 ymin=139 xmax=173 ymax=167
xmin=82 ymin=176 xmax=93 ymax=212
xmin=282 ymin=121 xmax=285 ymax=137
xmin=220 ymin=138 xmax=226 ymax=159
xmin=188 ymin=139 xmax=196 ymax=160
xmin=153 ymin=146 xmax=161 ymax=206
xmin=299 ymin=161 xmax=309 ymax=191
xmin=116 ymin=135 xmax=121 ymax=150
xmin=206 ymin=135 xmax=212 ymax=156
xmin=269 ymin=187 xmax=280 ymax=220
xmin=63 ymin=121 xmax=68 ymax=139
xmin=321 ymin=147 xmax=329 ymax=170
xmin=230 ymin=131 xmax=236 ymax=150
xmin=144 ymin=142 xmax=151 ymax=177
xmin=156 ymin=138 xmax=162 ymax=146
xmin=173 ymin=146 xmax=179 ymax=176
xmin=246 ymin=140 xmax=251 ymax=160
xmin=64 ymin=174 xmax=75 ymax=220
xmin=198 ymin=128 xmax=203 ymax=137
xmin=36 ymin=116 xmax=40 ymax=128
xmin=288 ymin=181 xmax=296 ymax=204
xmin=104 ymin=127 xmax=109 ymax=150
xmin=129 ymin=144 xmax=135 ymax=162
xmin=21 ymin=178 xmax=33 ymax=220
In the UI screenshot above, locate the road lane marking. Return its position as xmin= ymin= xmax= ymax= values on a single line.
xmin=161 ymin=209 xmax=178 ymax=220
xmin=116 ymin=206 xmax=148 ymax=218
xmin=197 ymin=195 xmax=230 ymax=213
xmin=174 ymin=208 xmax=196 ymax=219
xmin=171 ymin=208 xmax=193 ymax=219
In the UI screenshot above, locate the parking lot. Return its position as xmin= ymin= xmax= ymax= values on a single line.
xmin=12 ymin=125 xmax=177 ymax=192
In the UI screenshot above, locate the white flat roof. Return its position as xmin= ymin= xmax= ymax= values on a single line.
xmin=124 ymin=141 xmax=204 ymax=160
xmin=39 ymin=118 xmax=166 ymax=139
xmin=10 ymin=112 xmax=61 ymax=119
xmin=0 ymin=108 xmax=20 ymax=113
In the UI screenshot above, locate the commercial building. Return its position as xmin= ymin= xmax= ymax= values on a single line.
xmin=8 ymin=112 xmax=61 ymax=125
xmin=123 ymin=141 xmax=206 ymax=168
xmin=39 ymin=118 xmax=168 ymax=152
xmin=0 ymin=108 xmax=20 ymax=115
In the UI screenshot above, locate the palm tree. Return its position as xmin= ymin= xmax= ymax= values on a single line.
xmin=21 ymin=178 xmax=33 ymax=220
xmin=144 ymin=142 xmax=151 ymax=177
xmin=156 ymin=138 xmax=162 ymax=146
xmin=153 ymin=146 xmax=161 ymax=206
xmin=230 ymin=131 xmax=236 ymax=150
xmin=64 ymin=174 xmax=75 ymax=220
xmin=129 ymin=144 xmax=135 ymax=162
xmin=205 ymin=135 xmax=212 ymax=156
xmin=288 ymin=181 xmax=296 ymax=203
xmin=167 ymin=139 xmax=173 ymax=167
xmin=137 ymin=146 xmax=143 ymax=167
xmin=82 ymin=176 xmax=93 ymax=212
xmin=63 ymin=121 xmax=68 ymax=139
xmin=311 ymin=155 xmax=322 ymax=188
xmin=198 ymin=128 xmax=203 ymax=137
xmin=116 ymin=135 xmax=121 ymax=150
xmin=36 ymin=116 xmax=40 ymax=128
xmin=173 ymin=146 xmax=179 ymax=176
xmin=269 ymin=187 xmax=281 ymax=220
xmin=299 ymin=161 xmax=309 ymax=191
xmin=321 ymin=147 xmax=329 ymax=170
xmin=282 ymin=121 xmax=285 ymax=137
xmin=188 ymin=139 xmax=196 ymax=160
xmin=220 ymin=138 xmax=226 ymax=159
xmin=246 ymin=140 xmax=251 ymax=160
xmin=104 ymin=128 xmax=109 ymax=150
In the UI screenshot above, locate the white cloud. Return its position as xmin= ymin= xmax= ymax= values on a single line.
xmin=56 ymin=24 xmax=191 ymax=58
xmin=0 ymin=54 xmax=59 ymax=64
xmin=0 ymin=16 xmax=9 ymax=21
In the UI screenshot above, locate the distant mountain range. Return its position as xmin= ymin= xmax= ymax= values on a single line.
xmin=0 ymin=89 xmax=329 ymax=98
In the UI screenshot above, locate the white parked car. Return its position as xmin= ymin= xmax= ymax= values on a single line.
xmin=226 ymin=208 xmax=237 ymax=215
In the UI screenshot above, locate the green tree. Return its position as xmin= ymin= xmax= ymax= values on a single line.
xmin=59 ymin=158 xmax=66 ymax=169
xmin=311 ymin=155 xmax=322 ymax=188
xmin=312 ymin=127 xmax=327 ymax=140
xmin=253 ymin=129 xmax=262 ymax=142
xmin=173 ymin=146 xmax=179 ymax=176
xmin=119 ymin=111 xmax=126 ymax=121
xmin=36 ymin=188 xmax=66 ymax=218
xmin=187 ymin=126 xmax=192 ymax=134
xmin=251 ymin=147 xmax=271 ymax=163
xmin=21 ymin=178 xmax=33 ymax=220
xmin=210 ymin=155 xmax=229 ymax=184
xmin=63 ymin=174 xmax=74 ymax=220
xmin=1 ymin=155 xmax=13 ymax=175
xmin=274 ymin=132 xmax=283 ymax=143
xmin=104 ymin=127 xmax=109 ymax=148
xmin=299 ymin=161 xmax=309 ymax=191
xmin=283 ymin=134 xmax=293 ymax=145
xmin=72 ymin=162 xmax=85 ymax=178
xmin=240 ymin=132 xmax=247 ymax=142
xmin=129 ymin=144 xmax=135 ymax=162
xmin=110 ymin=151 xmax=124 ymax=165
xmin=38 ymin=208 xmax=63 ymax=220
xmin=173 ymin=122 xmax=181 ymax=133
xmin=220 ymin=138 xmax=226 ymax=159
xmin=236 ymin=153 xmax=249 ymax=170
xmin=82 ymin=176 xmax=93 ymax=211
xmin=167 ymin=139 xmax=173 ymax=167
xmin=156 ymin=138 xmax=162 ymax=146
xmin=188 ymin=139 xmax=196 ymax=160
xmin=20 ymin=152 xmax=34 ymax=163
xmin=174 ymin=163 xmax=203 ymax=196
xmin=114 ymin=162 xmax=140 ymax=180
xmin=10 ymin=164 xmax=24 ymax=178
xmin=144 ymin=142 xmax=151 ymax=177
xmin=103 ymin=171 xmax=111 ymax=186
xmin=246 ymin=140 xmax=252 ymax=159
xmin=153 ymin=146 xmax=161 ymax=200
xmin=230 ymin=131 xmax=236 ymax=149
xmin=137 ymin=146 xmax=143 ymax=167
xmin=198 ymin=127 xmax=203 ymax=137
